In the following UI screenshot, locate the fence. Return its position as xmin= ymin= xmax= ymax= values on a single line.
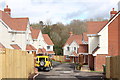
xmin=106 ymin=56 xmax=120 ymax=79
xmin=53 ymin=56 xmax=65 ymax=62
xmin=0 ymin=48 xmax=34 ymax=79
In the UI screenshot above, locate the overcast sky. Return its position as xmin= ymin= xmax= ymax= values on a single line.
xmin=0 ymin=0 xmax=119 ymax=24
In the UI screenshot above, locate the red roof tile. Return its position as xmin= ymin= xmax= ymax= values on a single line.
xmin=26 ymin=44 xmax=37 ymax=51
xmin=83 ymin=32 xmax=88 ymax=41
xmin=43 ymin=34 xmax=54 ymax=45
xmin=0 ymin=43 xmax=5 ymax=48
xmin=47 ymin=51 xmax=55 ymax=54
xmin=65 ymin=34 xmax=82 ymax=46
xmin=87 ymin=21 xmax=108 ymax=34
xmin=0 ymin=10 xmax=28 ymax=31
xmin=37 ymin=48 xmax=46 ymax=53
xmin=10 ymin=44 xmax=21 ymax=50
xmin=30 ymin=27 xmax=40 ymax=39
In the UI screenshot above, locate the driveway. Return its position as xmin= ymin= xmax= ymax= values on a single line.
xmin=35 ymin=62 xmax=104 ymax=80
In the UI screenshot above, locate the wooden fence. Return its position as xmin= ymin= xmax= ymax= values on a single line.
xmin=0 ymin=48 xmax=34 ymax=79
xmin=106 ymin=56 xmax=120 ymax=79
xmin=53 ymin=56 xmax=65 ymax=62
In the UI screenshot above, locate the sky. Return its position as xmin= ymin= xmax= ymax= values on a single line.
xmin=0 ymin=0 xmax=119 ymax=24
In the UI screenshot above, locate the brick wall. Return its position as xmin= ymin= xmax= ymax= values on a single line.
xmin=108 ymin=15 xmax=119 ymax=56
xmin=94 ymin=54 xmax=107 ymax=71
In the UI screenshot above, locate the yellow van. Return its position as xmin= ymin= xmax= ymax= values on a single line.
xmin=35 ymin=56 xmax=52 ymax=71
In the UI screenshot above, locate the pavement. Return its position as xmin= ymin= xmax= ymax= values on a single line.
xmin=34 ymin=61 xmax=105 ymax=80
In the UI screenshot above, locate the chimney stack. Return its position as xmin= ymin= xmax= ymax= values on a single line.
xmin=4 ymin=5 xmax=11 ymax=16
xmin=110 ymin=8 xmax=117 ymax=18
xmin=69 ymin=32 xmax=73 ymax=36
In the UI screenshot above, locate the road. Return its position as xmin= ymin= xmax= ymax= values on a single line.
xmin=35 ymin=61 xmax=105 ymax=80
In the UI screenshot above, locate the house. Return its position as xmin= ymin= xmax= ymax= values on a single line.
xmin=85 ymin=20 xmax=108 ymax=70
xmin=87 ymin=8 xmax=119 ymax=71
xmin=63 ymin=32 xmax=88 ymax=63
xmin=0 ymin=5 xmax=37 ymax=55
xmin=30 ymin=27 xmax=55 ymax=57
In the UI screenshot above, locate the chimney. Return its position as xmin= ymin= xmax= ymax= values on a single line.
xmin=4 ymin=5 xmax=11 ymax=16
xmin=69 ymin=32 xmax=73 ymax=36
xmin=110 ymin=8 xmax=117 ymax=18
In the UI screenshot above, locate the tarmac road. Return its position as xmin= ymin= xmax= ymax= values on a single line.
xmin=35 ymin=61 xmax=105 ymax=80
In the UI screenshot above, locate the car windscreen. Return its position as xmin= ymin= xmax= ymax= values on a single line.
xmin=39 ymin=58 xmax=45 ymax=61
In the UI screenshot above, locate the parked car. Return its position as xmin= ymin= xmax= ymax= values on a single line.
xmin=35 ymin=56 xmax=53 ymax=71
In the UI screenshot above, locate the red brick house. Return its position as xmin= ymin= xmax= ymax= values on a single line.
xmin=88 ymin=8 xmax=120 ymax=71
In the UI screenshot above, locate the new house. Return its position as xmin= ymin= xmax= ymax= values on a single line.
xmin=0 ymin=5 xmax=32 ymax=51
xmin=63 ymin=32 xmax=88 ymax=64
xmin=31 ymin=27 xmax=55 ymax=57
xmin=88 ymin=8 xmax=120 ymax=71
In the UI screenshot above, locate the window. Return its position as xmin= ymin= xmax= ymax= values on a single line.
xmin=74 ymin=47 xmax=76 ymax=51
xmin=47 ymin=46 xmax=50 ymax=49
xmin=67 ymin=47 xmax=70 ymax=51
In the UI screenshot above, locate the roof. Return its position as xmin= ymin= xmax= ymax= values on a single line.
xmin=37 ymin=48 xmax=46 ymax=53
xmin=92 ymin=46 xmax=100 ymax=54
xmin=0 ymin=43 xmax=5 ymax=48
xmin=10 ymin=44 xmax=21 ymax=50
xmin=64 ymin=34 xmax=82 ymax=46
xmin=87 ymin=21 xmax=108 ymax=34
xmin=83 ymin=32 xmax=88 ymax=41
xmin=30 ymin=27 xmax=40 ymax=39
xmin=98 ymin=11 xmax=120 ymax=33
xmin=0 ymin=10 xmax=28 ymax=31
xmin=26 ymin=44 xmax=37 ymax=51
xmin=47 ymin=51 xmax=55 ymax=54
xmin=43 ymin=34 xmax=54 ymax=45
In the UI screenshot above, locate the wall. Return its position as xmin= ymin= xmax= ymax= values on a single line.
xmin=94 ymin=54 xmax=107 ymax=71
xmin=63 ymin=41 xmax=79 ymax=56
xmin=88 ymin=36 xmax=99 ymax=54
xmin=94 ymin=25 xmax=108 ymax=56
xmin=108 ymin=14 xmax=119 ymax=56
xmin=0 ymin=21 xmax=12 ymax=48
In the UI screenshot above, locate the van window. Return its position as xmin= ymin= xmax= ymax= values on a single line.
xmin=39 ymin=58 xmax=45 ymax=61
xmin=36 ymin=58 xmax=38 ymax=61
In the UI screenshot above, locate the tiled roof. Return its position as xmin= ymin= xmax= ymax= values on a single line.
xmin=37 ymin=48 xmax=46 ymax=53
xmin=83 ymin=32 xmax=88 ymax=41
xmin=92 ymin=46 xmax=100 ymax=54
xmin=0 ymin=10 xmax=28 ymax=31
xmin=30 ymin=27 xmax=40 ymax=39
xmin=82 ymin=21 xmax=108 ymax=42
xmin=0 ymin=43 xmax=5 ymax=48
xmin=64 ymin=34 xmax=82 ymax=46
xmin=10 ymin=44 xmax=21 ymax=50
xmin=47 ymin=51 xmax=55 ymax=54
xmin=26 ymin=44 xmax=37 ymax=51
xmin=87 ymin=21 xmax=108 ymax=34
xmin=43 ymin=34 xmax=54 ymax=45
